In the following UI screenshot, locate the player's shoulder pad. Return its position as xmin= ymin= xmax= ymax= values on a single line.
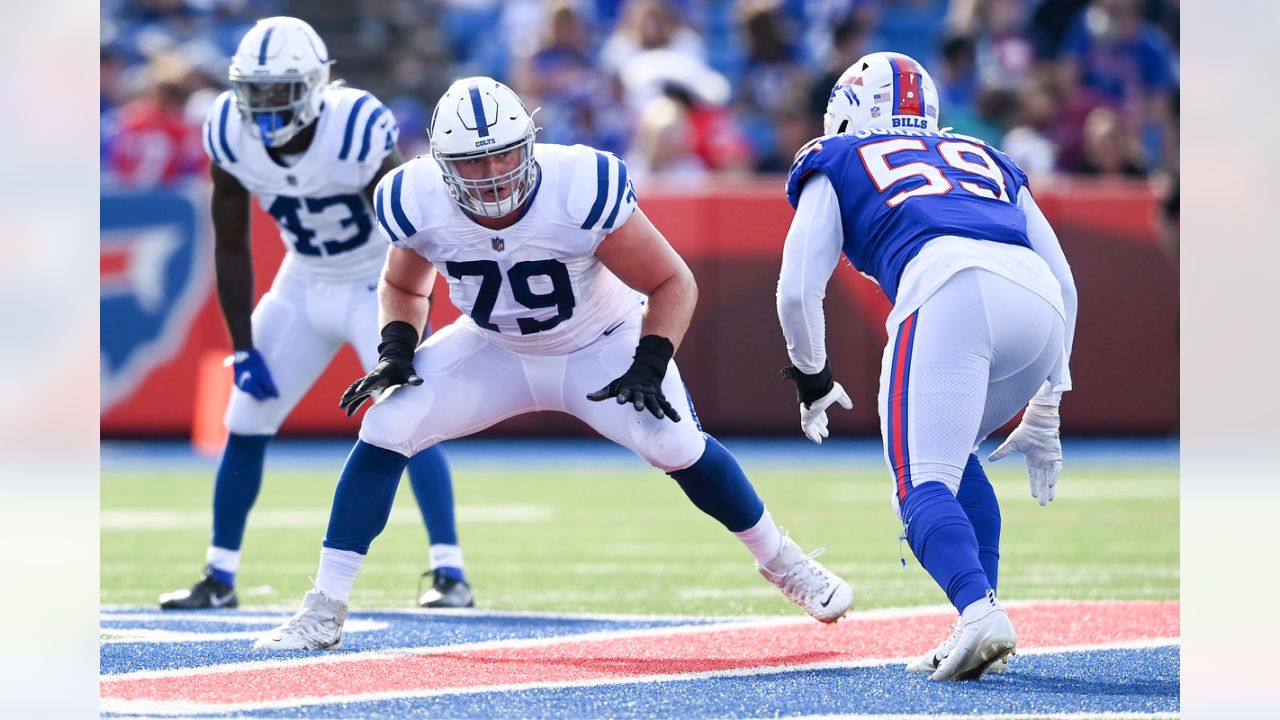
xmin=941 ymin=130 xmax=1030 ymax=191
xmin=202 ymin=90 xmax=241 ymax=166
xmin=326 ymin=84 xmax=398 ymax=164
xmin=373 ymin=154 xmax=440 ymax=245
xmin=989 ymin=143 xmax=1030 ymax=192
xmin=558 ymin=143 xmax=638 ymax=232
xmin=786 ymin=134 xmax=848 ymax=209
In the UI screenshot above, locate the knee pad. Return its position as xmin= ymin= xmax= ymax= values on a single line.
xmin=633 ymin=421 xmax=707 ymax=472
xmin=358 ymin=382 xmax=437 ymax=458
xmin=224 ymin=390 xmax=289 ymax=436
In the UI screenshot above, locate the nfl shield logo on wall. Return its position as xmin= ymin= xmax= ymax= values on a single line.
xmin=491 ymin=236 xmax=505 ymax=251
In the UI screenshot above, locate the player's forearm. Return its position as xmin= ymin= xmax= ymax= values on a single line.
xmin=378 ymin=277 xmax=432 ymax=335
xmin=777 ymin=178 xmax=844 ymax=374
xmin=640 ymin=269 xmax=697 ymax=350
xmin=777 ymin=287 xmax=830 ymax=375
xmin=213 ymin=244 xmax=255 ymax=350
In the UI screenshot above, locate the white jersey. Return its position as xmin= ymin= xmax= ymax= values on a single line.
xmin=202 ymin=84 xmax=398 ymax=283
xmin=373 ymin=143 xmax=645 ymax=355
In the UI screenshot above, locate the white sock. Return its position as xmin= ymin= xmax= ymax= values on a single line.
xmin=314 ymin=548 xmax=365 ymax=603
xmin=430 ymin=543 xmax=465 ymax=570
xmin=206 ymin=546 xmax=241 ymax=574
xmin=733 ymin=509 xmax=783 ymax=566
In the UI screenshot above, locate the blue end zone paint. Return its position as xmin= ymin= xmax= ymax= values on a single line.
xmin=102 ymin=646 xmax=1179 ymax=719
xmin=100 ymin=610 xmax=723 ymax=676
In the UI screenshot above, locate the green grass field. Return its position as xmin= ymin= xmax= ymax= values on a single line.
xmin=101 ymin=446 xmax=1178 ymax=616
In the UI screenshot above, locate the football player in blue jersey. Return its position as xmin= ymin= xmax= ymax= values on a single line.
xmin=253 ymin=77 xmax=853 ymax=651
xmin=159 ymin=17 xmax=474 ymax=611
xmin=776 ymin=52 xmax=1077 ymax=680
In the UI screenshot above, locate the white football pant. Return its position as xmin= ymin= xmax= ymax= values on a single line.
xmin=225 ymin=259 xmax=383 ymax=435
xmin=359 ymin=314 xmax=708 ymax=472
xmin=879 ymin=267 xmax=1065 ymax=501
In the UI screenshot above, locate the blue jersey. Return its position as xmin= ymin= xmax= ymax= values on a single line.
xmin=786 ymin=129 xmax=1032 ymax=302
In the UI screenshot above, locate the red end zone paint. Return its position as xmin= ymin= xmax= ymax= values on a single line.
xmin=102 ymin=601 xmax=1178 ymax=706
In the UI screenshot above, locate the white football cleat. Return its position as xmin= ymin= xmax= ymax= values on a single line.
xmin=907 ymin=619 xmax=1010 ymax=674
xmin=253 ymin=589 xmax=347 ymax=651
xmin=757 ymin=535 xmax=854 ymax=623
xmin=929 ymin=590 xmax=1016 ymax=680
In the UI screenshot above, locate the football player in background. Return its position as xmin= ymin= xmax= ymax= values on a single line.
xmin=775 ymin=52 xmax=1077 ymax=680
xmin=254 ymin=77 xmax=853 ymax=651
xmin=159 ymin=17 xmax=474 ymax=611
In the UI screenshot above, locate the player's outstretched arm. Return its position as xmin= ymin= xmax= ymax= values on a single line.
xmin=210 ymin=162 xmax=278 ymax=400
xmin=1018 ymin=186 xmax=1077 ymax=404
xmin=339 ymin=246 xmax=436 ymax=416
xmin=210 ymin=162 xmax=254 ymax=350
xmin=988 ymin=188 xmax=1073 ymax=504
xmin=587 ymin=209 xmax=694 ymax=422
xmin=776 ymin=175 xmax=850 ymax=443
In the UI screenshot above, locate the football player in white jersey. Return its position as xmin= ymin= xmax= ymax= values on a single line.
xmin=159 ymin=17 xmax=474 ymax=612
xmin=254 ymin=77 xmax=854 ymax=651
xmin=775 ymin=52 xmax=1078 ymax=679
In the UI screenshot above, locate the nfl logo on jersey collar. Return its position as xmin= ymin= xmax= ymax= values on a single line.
xmin=491 ymin=236 xmax=505 ymax=251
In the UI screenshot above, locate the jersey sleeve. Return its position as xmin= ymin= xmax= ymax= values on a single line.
xmin=786 ymin=137 xmax=832 ymax=209
xmin=335 ymin=90 xmax=400 ymax=182
xmin=1018 ymin=186 xmax=1076 ymax=401
xmin=777 ymin=173 xmax=845 ymax=374
xmin=565 ymin=146 xmax=637 ymax=245
xmin=202 ymin=91 xmax=239 ymax=167
xmin=373 ymin=160 xmax=425 ymax=246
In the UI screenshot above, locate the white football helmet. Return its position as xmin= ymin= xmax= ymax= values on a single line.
xmin=823 ymin=52 xmax=940 ymax=136
xmin=228 ymin=17 xmax=332 ymax=148
xmin=429 ymin=77 xmax=538 ymax=218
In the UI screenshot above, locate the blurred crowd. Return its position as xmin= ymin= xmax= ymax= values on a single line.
xmin=101 ymin=0 xmax=1179 ymax=191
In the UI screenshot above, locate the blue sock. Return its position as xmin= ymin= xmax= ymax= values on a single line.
xmin=902 ymin=481 xmax=991 ymax=613
xmin=208 ymin=566 xmax=236 ymax=586
xmin=668 ymin=435 xmax=765 ymax=532
xmin=957 ymin=453 xmax=1001 ymax=590
xmin=323 ymin=441 xmax=409 ymax=554
xmin=436 ymin=566 xmax=465 ymax=582
xmin=406 ymin=445 xmax=458 ymax=546
xmin=210 ymin=433 xmax=271 ymax=555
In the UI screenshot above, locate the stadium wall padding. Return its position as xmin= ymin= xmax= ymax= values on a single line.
xmin=101 ymin=180 xmax=1178 ymax=438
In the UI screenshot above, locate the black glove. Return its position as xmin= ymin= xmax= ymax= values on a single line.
xmin=586 ymin=334 xmax=681 ymax=422
xmin=339 ymin=321 xmax=423 ymax=417
xmin=780 ymin=359 xmax=835 ymax=406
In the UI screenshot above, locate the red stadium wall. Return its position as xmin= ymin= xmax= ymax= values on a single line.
xmin=101 ymin=180 xmax=1177 ymax=438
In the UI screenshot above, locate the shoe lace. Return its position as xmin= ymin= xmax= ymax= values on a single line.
xmin=933 ymin=622 xmax=961 ymax=662
xmin=777 ymin=547 xmax=833 ymax=606
xmin=279 ymin=589 xmax=341 ymax=643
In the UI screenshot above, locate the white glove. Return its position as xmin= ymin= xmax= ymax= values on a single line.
xmin=988 ymin=403 xmax=1062 ymax=506
xmin=800 ymin=382 xmax=853 ymax=444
